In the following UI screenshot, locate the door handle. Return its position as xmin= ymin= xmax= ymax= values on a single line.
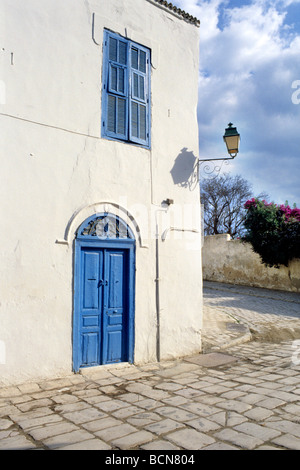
xmin=98 ymin=280 xmax=108 ymax=287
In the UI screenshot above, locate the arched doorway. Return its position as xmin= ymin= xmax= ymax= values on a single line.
xmin=73 ymin=213 xmax=135 ymax=372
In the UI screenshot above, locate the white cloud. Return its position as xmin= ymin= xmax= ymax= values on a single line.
xmin=176 ymin=0 xmax=300 ymax=204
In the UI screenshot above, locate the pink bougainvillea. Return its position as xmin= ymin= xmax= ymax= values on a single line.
xmin=243 ymin=198 xmax=300 ymax=267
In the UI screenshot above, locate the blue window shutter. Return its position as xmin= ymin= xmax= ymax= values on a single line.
xmin=129 ymin=44 xmax=150 ymax=146
xmin=103 ymin=32 xmax=128 ymax=140
xmin=102 ymin=30 xmax=150 ymax=148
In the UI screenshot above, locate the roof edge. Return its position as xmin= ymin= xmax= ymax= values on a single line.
xmin=147 ymin=0 xmax=201 ymax=27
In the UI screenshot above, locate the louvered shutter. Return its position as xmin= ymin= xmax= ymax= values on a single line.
xmin=104 ymin=33 xmax=128 ymax=140
xmin=129 ymin=45 xmax=150 ymax=145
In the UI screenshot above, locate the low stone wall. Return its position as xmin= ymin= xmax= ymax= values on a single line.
xmin=202 ymin=234 xmax=300 ymax=293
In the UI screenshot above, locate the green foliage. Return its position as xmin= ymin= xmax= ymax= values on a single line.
xmin=243 ymin=199 xmax=300 ymax=267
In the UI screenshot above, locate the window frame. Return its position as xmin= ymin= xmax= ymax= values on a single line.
xmin=102 ymin=30 xmax=151 ymax=149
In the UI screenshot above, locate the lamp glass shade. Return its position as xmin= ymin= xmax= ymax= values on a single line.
xmin=223 ymin=123 xmax=240 ymax=157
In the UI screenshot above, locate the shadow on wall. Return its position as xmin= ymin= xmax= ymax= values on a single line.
xmin=170 ymin=148 xmax=198 ymax=190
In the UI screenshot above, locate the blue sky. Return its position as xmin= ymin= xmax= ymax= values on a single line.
xmin=175 ymin=0 xmax=300 ymax=206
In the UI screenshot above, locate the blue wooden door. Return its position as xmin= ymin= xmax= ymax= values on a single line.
xmin=75 ymin=247 xmax=130 ymax=369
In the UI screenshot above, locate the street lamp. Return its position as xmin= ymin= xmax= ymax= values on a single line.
xmin=199 ymin=123 xmax=241 ymax=163
xmin=198 ymin=123 xmax=241 ymax=178
xmin=223 ymin=123 xmax=240 ymax=158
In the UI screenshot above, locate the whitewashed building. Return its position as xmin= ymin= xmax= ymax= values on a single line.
xmin=0 ymin=0 xmax=202 ymax=385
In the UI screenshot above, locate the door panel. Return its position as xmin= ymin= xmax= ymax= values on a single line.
xmin=108 ymin=252 xmax=124 ymax=308
xmin=102 ymin=250 xmax=128 ymax=364
xmin=83 ymin=251 xmax=102 ymax=309
xmin=81 ymin=332 xmax=100 ymax=366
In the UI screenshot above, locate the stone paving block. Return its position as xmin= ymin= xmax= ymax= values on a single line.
xmin=111 ymin=430 xmax=154 ymax=449
xmin=185 ymin=353 xmax=238 ymax=368
xmin=155 ymin=405 xmax=198 ymax=422
xmin=272 ymin=434 xmax=300 ymax=450
xmin=28 ymin=422 xmax=79 ymax=441
xmin=202 ymin=442 xmax=238 ymax=450
xmin=171 ymin=376 xmax=199 ymax=386
xmin=217 ymin=399 xmax=252 ymax=413
xmin=30 ymin=390 xmax=60 ymax=400
xmin=166 ymin=428 xmax=215 ymax=450
xmin=0 ymin=418 xmax=13 ymax=430
xmin=188 ymin=416 xmax=221 ymax=433
xmin=264 ymin=419 xmax=300 ymax=438
xmin=200 ymin=384 xmax=231 ymax=394
xmin=234 ymin=422 xmax=281 ymax=441
xmin=99 ymin=385 xmax=119 ymax=395
xmin=9 ymin=407 xmax=54 ymax=422
xmin=214 ymin=428 xmax=264 ymax=450
xmin=0 ymin=429 xmax=14 ymax=440
xmin=0 ymin=387 xmax=21 ymax=398
xmin=0 ymin=434 xmax=38 ymax=450
xmin=234 ymin=376 xmax=264 ymax=385
xmin=95 ymin=399 xmax=130 ymax=412
xmin=57 ymin=438 xmax=111 ymax=450
xmin=112 ymin=405 xmax=143 ymax=419
xmin=162 ymin=396 xmax=189 ymax=407
xmin=256 ymin=445 xmax=282 ymax=450
xmin=96 ymin=423 xmax=138 ymax=441
xmin=282 ymin=403 xmax=300 ymax=415
xmin=79 ymin=367 xmax=116 ymax=380
xmin=132 ymin=398 xmax=161 ymax=410
xmin=196 ymin=395 xmax=224 ymax=406
xmin=73 ymin=388 xmax=102 ymax=398
xmin=125 ymin=383 xmax=170 ymax=401
xmin=180 ymin=402 xmax=223 ymax=417
xmin=51 ymin=394 xmax=79 ymax=405
xmin=145 ymin=418 xmax=183 ymax=435
xmin=221 ymin=390 xmax=246 ymax=399
xmin=54 ymin=401 xmax=90 ymax=413
xmin=127 ymin=411 xmax=162 ymax=427
xmin=16 ymin=398 xmax=53 ymax=412
xmin=117 ymin=392 xmax=141 ymax=403
xmin=43 ymin=429 xmax=95 ymax=449
xmin=82 ymin=416 xmax=122 ymax=432
xmin=83 ymin=394 xmax=111 ymax=405
xmin=154 ymin=382 xmax=183 ymax=391
xmin=237 ymin=392 xmax=267 ymax=405
xmin=260 ymin=373 xmax=285 ymax=382
xmin=17 ymin=413 xmax=63 ymax=431
xmin=10 ymin=395 xmax=33 ymax=405
xmin=243 ymin=407 xmax=273 ymax=421
xmin=17 ymin=383 xmax=41 ymax=394
xmin=269 ymin=390 xmax=299 ymax=403
xmin=39 ymin=378 xmax=75 ymax=391
xmin=155 ymin=363 xmax=199 ymax=378
xmin=62 ymin=407 xmax=107 ymax=424
xmin=141 ymin=440 xmax=181 ymax=450
xmin=188 ymin=380 xmax=213 ymax=390
xmin=174 ymin=388 xmax=204 ymax=399
xmin=258 ymin=381 xmax=283 ymax=390
xmin=256 ymin=397 xmax=285 ymax=409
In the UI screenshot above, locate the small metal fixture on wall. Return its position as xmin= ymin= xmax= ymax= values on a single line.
xmin=199 ymin=123 xmax=241 ymax=179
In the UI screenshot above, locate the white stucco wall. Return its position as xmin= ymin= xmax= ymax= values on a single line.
xmin=0 ymin=0 xmax=202 ymax=385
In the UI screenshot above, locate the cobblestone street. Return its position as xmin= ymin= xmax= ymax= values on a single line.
xmin=0 ymin=282 xmax=300 ymax=451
